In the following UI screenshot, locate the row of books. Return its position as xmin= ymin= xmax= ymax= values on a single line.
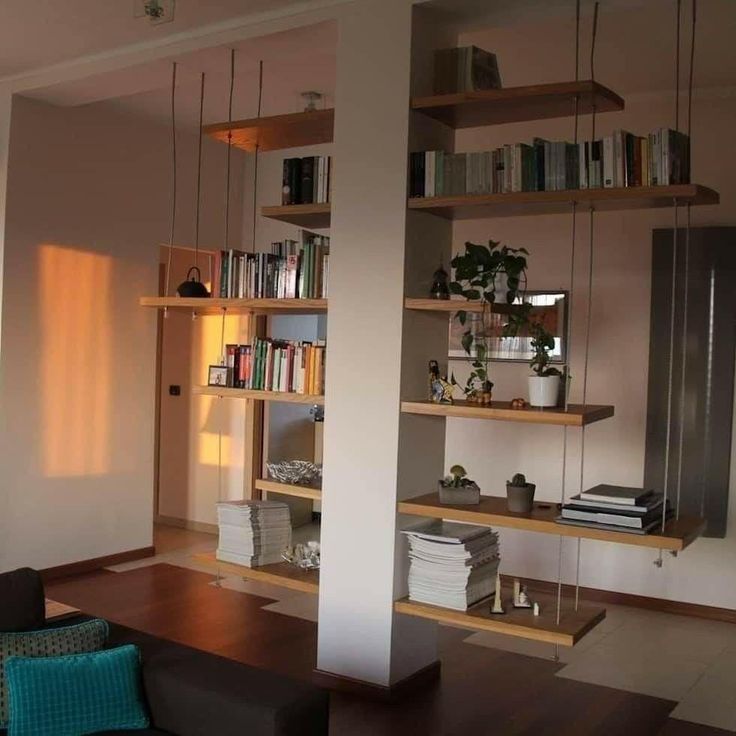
xmin=556 ymin=484 xmax=672 ymax=535
xmin=282 ymin=155 xmax=331 ymax=205
xmin=402 ymin=520 xmax=500 ymax=611
xmin=216 ymin=500 xmax=291 ymax=568
xmin=214 ymin=232 xmax=329 ymax=300
xmin=409 ymin=129 xmax=690 ymax=198
xmin=433 ymin=45 xmax=501 ymax=95
xmin=225 ymin=338 xmax=326 ymax=395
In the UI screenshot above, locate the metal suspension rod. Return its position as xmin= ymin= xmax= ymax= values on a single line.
xmin=194 ymin=72 xmax=205 ymax=269
xmin=224 ymin=49 xmax=235 ymax=251
xmin=251 ymin=60 xmax=264 ymax=253
xmin=164 ymin=62 xmax=177 ymax=302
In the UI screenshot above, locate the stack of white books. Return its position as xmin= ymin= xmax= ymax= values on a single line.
xmin=216 ymin=500 xmax=292 ymax=568
xmin=401 ymin=520 xmax=500 ymax=611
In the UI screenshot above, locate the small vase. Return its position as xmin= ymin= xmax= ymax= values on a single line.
xmin=506 ymin=483 xmax=536 ymax=513
xmin=528 ymin=375 xmax=561 ymax=407
xmin=438 ymin=480 xmax=480 ymax=505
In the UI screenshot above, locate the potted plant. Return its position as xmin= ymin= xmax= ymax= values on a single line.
xmin=527 ymin=320 xmax=562 ymax=407
xmin=506 ymin=473 xmax=536 ymax=513
xmin=449 ymin=240 xmax=530 ymax=405
xmin=439 ymin=464 xmax=480 ymax=505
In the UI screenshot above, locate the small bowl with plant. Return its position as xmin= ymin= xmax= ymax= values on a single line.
xmin=439 ymin=464 xmax=480 ymax=505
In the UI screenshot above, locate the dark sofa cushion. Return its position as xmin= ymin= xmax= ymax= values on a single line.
xmin=0 ymin=569 xmax=45 ymax=633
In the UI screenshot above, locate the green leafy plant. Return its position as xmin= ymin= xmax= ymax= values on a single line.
xmin=528 ymin=321 xmax=562 ymax=377
xmin=442 ymin=464 xmax=475 ymax=488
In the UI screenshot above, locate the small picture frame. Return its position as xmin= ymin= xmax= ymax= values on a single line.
xmin=207 ymin=365 xmax=228 ymax=387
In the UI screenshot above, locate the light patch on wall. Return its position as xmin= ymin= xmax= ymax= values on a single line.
xmin=39 ymin=244 xmax=112 ymax=477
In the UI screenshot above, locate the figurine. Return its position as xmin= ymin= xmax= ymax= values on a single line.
xmin=490 ymin=572 xmax=505 ymax=615
xmin=429 ymin=360 xmax=453 ymax=404
xmin=429 ymin=260 xmax=450 ymax=300
xmin=513 ymin=578 xmax=532 ymax=609
xmin=533 ymin=602 xmax=540 ymax=617
xmin=510 ymin=397 xmax=528 ymax=409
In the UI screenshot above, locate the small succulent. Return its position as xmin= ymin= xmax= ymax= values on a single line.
xmin=509 ymin=473 xmax=527 ymax=487
xmin=443 ymin=464 xmax=473 ymax=488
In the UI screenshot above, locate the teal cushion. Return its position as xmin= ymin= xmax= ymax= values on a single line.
xmin=0 ymin=618 xmax=108 ymax=727
xmin=5 ymin=644 xmax=149 ymax=736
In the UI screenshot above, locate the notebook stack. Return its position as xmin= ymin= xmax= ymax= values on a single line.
xmin=216 ymin=500 xmax=292 ymax=568
xmin=401 ymin=520 xmax=500 ymax=611
xmin=557 ymin=484 xmax=672 ymax=535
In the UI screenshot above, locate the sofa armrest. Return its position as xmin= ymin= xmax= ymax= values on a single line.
xmin=141 ymin=648 xmax=329 ymax=736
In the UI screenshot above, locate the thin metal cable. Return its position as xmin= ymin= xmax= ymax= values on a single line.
xmin=224 ymin=49 xmax=235 ymax=251
xmin=164 ymin=62 xmax=177 ymax=303
xmin=217 ymin=307 xmax=227 ymax=503
xmin=675 ymin=0 xmax=682 ymax=132
xmin=194 ymin=72 xmax=205 ymax=270
xmin=251 ymin=60 xmax=264 ymax=253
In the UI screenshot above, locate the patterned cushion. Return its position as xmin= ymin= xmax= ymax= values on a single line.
xmin=5 ymin=644 xmax=149 ymax=736
xmin=0 ymin=619 xmax=108 ymax=727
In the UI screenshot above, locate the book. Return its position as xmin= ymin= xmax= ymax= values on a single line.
xmin=581 ymin=484 xmax=654 ymax=506
xmin=560 ymin=505 xmax=668 ymax=529
xmin=280 ymin=155 xmax=331 ymax=205
xmin=555 ymin=513 xmax=671 ymax=535
xmin=564 ymin=492 xmax=664 ymax=514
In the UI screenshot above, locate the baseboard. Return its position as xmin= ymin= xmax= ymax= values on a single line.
xmin=40 ymin=547 xmax=156 ymax=581
xmin=155 ymin=515 xmax=218 ymax=535
xmin=513 ymin=575 xmax=736 ymax=625
xmin=313 ymin=660 xmax=441 ymax=701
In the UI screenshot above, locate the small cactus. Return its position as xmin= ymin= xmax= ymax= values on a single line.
xmin=510 ymin=473 xmax=527 ymax=487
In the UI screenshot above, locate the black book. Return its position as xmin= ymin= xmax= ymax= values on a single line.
xmin=409 ymin=152 xmax=425 ymax=198
xmin=564 ymin=492 xmax=664 ymax=515
xmin=300 ymin=157 xmax=315 ymax=204
xmin=561 ymin=501 xmax=669 ymax=529
xmin=282 ymin=158 xmax=302 ymax=205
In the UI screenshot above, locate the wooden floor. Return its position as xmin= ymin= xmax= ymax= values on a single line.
xmin=46 ymin=564 xmax=731 ymax=736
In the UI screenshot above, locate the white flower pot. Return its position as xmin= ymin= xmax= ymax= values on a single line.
xmin=528 ymin=375 xmax=561 ymax=408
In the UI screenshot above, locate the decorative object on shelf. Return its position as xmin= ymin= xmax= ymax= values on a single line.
xmin=439 ymin=464 xmax=480 ymax=505
xmin=177 ymin=266 xmax=209 ymax=298
xmin=490 ymin=572 xmax=505 ymax=615
xmin=301 ymin=91 xmax=323 ymax=112
xmin=506 ymin=473 xmax=536 ymax=513
xmin=429 ymin=260 xmax=450 ymax=300
xmin=282 ymin=541 xmax=320 ymax=570
xmin=512 ymin=579 xmax=532 ymax=609
xmin=433 ymin=46 xmax=501 ymax=95
xmin=428 ymin=360 xmax=453 ymax=404
xmin=207 ymin=365 xmax=228 ymax=387
xmin=266 ymin=460 xmax=322 ymax=486
xmin=510 ymin=397 xmax=528 ymax=409
xmin=533 ymin=601 xmax=540 ymax=616
xmin=527 ymin=319 xmax=562 ymax=407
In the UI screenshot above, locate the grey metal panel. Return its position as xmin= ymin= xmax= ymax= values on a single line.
xmin=644 ymin=227 xmax=736 ymax=538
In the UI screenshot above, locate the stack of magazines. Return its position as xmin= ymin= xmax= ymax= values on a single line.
xmin=556 ymin=484 xmax=671 ymax=535
xmin=401 ymin=520 xmax=499 ymax=611
xmin=216 ymin=500 xmax=292 ymax=568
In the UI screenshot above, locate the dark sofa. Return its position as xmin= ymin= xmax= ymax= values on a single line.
xmin=0 ymin=568 xmax=329 ymax=736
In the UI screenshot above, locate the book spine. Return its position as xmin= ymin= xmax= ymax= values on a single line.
xmin=301 ymin=157 xmax=314 ymax=205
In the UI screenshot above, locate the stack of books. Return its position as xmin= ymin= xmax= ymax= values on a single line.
xmin=409 ymin=129 xmax=690 ymax=198
xmin=556 ymin=484 xmax=672 ymax=535
xmin=433 ymin=45 xmax=501 ymax=94
xmin=282 ymin=155 xmax=331 ymax=205
xmin=216 ymin=500 xmax=292 ymax=568
xmin=214 ymin=231 xmax=329 ymax=300
xmin=224 ymin=338 xmax=326 ymax=395
xmin=401 ymin=520 xmax=500 ymax=611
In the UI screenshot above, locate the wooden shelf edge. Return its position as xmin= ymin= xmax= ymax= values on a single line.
xmin=255 ymin=478 xmax=322 ymax=501
xmin=193 ymin=386 xmax=325 ymax=405
xmin=139 ymin=297 xmax=327 ymax=314
xmin=261 ymin=203 xmax=331 ymax=228
xmin=193 ymin=552 xmax=319 ymax=594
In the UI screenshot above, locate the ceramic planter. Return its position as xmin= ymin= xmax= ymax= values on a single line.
xmin=506 ymin=482 xmax=536 ymax=513
xmin=528 ymin=375 xmax=561 ymax=407
xmin=438 ymin=480 xmax=480 ymax=505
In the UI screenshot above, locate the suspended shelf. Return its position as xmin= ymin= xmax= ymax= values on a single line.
xmin=139 ymin=297 xmax=327 ymax=315
xmin=193 ymin=386 xmax=324 ymax=405
xmin=399 ymin=493 xmax=705 ymax=552
xmin=255 ymin=478 xmax=322 ymax=501
xmin=404 ymin=297 xmax=558 ymax=319
xmin=412 ymin=81 xmax=624 ymax=128
xmin=395 ymin=588 xmax=605 ymax=646
xmin=401 ymin=400 xmax=613 ymax=427
xmin=408 ymin=184 xmax=719 ymax=220
xmin=194 ymin=552 xmax=318 ymax=594
xmin=203 ymin=109 xmax=334 ymax=153
xmin=261 ymin=203 xmax=331 ymax=228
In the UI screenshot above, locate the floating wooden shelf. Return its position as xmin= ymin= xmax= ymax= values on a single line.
xmin=261 ymin=203 xmax=331 ymax=228
xmin=194 ymin=552 xmax=318 ymax=594
xmin=395 ymin=589 xmax=605 ymax=646
xmin=412 ymin=81 xmax=624 ymax=128
xmin=255 ymin=478 xmax=322 ymax=501
xmin=399 ymin=493 xmax=705 ymax=552
xmin=139 ymin=297 xmax=327 ymax=315
xmin=408 ymin=184 xmax=719 ymax=220
xmin=193 ymin=386 xmax=325 ymax=405
xmin=404 ymin=297 xmax=557 ymax=319
xmin=401 ymin=400 xmax=613 ymax=427
xmin=203 ymin=109 xmax=334 ymax=153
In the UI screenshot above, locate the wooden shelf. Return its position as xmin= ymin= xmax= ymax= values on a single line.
xmin=408 ymin=184 xmax=719 ymax=219
xmin=203 ymin=109 xmax=334 ymax=153
xmin=399 ymin=493 xmax=705 ymax=552
xmin=401 ymin=400 xmax=613 ymax=427
xmin=404 ymin=297 xmax=556 ymax=319
xmin=193 ymin=386 xmax=324 ymax=405
xmin=255 ymin=478 xmax=322 ymax=501
xmin=395 ymin=589 xmax=605 ymax=646
xmin=412 ymin=81 xmax=624 ymax=128
xmin=139 ymin=297 xmax=327 ymax=315
xmin=194 ymin=552 xmax=318 ymax=594
xmin=261 ymin=203 xmax=331 ymax=228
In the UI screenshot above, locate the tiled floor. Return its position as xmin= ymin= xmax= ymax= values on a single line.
xmin=122 ymin=524 xmax=735 ymax=733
